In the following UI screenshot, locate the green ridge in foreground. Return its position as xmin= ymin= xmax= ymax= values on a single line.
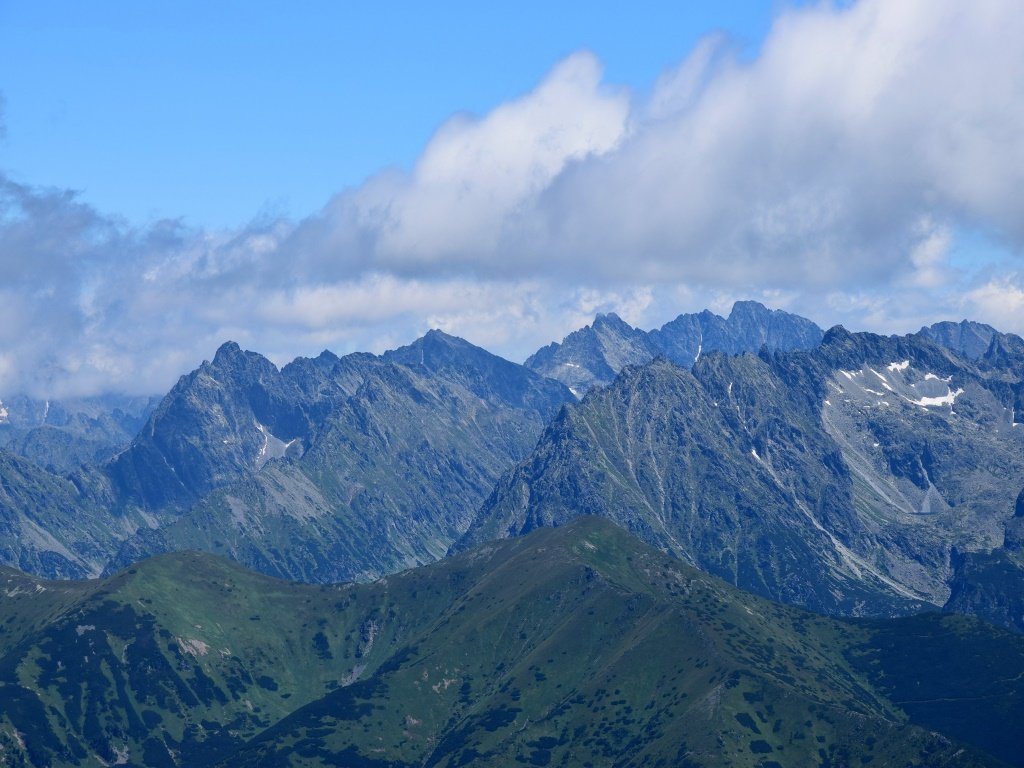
xmin=0 ymin=518 xmax=1020 ymax=767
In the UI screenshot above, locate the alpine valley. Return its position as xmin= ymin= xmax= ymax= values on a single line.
xmin=1 ymin=301 xmax=1024 ymax=765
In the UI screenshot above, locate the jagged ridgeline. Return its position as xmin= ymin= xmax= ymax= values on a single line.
xmin=0 ymin=300 xmax=825 ymax=584
xmin=0 ymin=520 xmax=1020 ymax=767
xmin=3 ymin=303 xmax=1024 ymax=633
xmin=460 ymin=323 xmax=1024 ymax=624
xmin=525 ymin=300 xmax=824 ymax=394
xmin=102 ymin=331 xmax=574 ymax=582
xmin=0 ymin=330 xmax=574 ymax=582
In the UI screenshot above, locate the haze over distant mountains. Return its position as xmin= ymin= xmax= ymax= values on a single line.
xmin=525 ymin=300 xmax=824 ymax=393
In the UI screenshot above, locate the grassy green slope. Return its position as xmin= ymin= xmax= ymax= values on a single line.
xmin=0 ymin=519 xmax=1019 ymax=767
xmin=0 ymin=553 xmax=436 ymax=766
xmin=230 ymin=520 xmax=1013 ymax=767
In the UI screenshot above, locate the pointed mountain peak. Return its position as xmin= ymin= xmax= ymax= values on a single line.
xmin=821 ymin=324 xmax=853 ymax=345
xmin=316 ymin=349 xmax=339 ymax=363
xmin=592 ymin=312 xmax=633 ymax=332
xmin=421 ymin=328 xmax=464 ymax=346
xmin=383 ymin=329 xmax=496 ymax=371
xmin=212 ymin=341 xmax=243 ymax=365
xmin=208 ymin=341 xmax=277 ymax=375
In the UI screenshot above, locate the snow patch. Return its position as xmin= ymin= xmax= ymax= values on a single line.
xmin=0 ymin=400 xmax=7 ymax=423
xmin=867 ymin=367 xmax=889 ymax=383
xmin=255 ymin=422 xmax=290 ymax=468
xmin=908 ymin=388 xmax=964 ymax=407
xmin=887 ymin=360 xmax=910 ymax=372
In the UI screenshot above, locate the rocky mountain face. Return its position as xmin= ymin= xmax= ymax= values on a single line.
xmin=0 ymin=451 xmax=115 ymax=579
xmin=4 ymin=304 xmax=1024 ymax=629
xmin=103 ymin=331 xmax=573 ymax=582
xmin=105 ymin=342 xmax=359 ymax=512
xmin=0 ymin=519 xmax=1019 ymax=767
xmin=942 ymin=489 xmax=1024 ymax=633
xmin=525 ymin=300 xmax=823 ymax=393
xmin=0 ymin=394 xmax=157 ymax=472
xmin=0 ymin=331 xmax=570 ymax=582
xmin=918 ymin=319 xmax=1003 ymax=359
xmin=460 ymin=326 xmax=1024 ymax=617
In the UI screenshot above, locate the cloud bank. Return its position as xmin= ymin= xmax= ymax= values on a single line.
xmin=2 ymin=0 xmax=1023 ymax=396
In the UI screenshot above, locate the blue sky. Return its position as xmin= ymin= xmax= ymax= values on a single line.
xmin=1 ymin=1 xmax=779 ymax=228
xmin=0 ymin=0 xmax=1022 ymax=397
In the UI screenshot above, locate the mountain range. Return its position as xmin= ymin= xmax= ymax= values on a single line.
xmin=525 ymin=300 xmax=824 ymax=393
xmin=0 ymin=394 xmax=157 ymax=473
xmin=2 ymin=301 xmax=1024 ymax=628
xmin=461 ymin=323 xmax=1024 ymax=623
xmin=3 ymin=300 xmax=1024 ymax=763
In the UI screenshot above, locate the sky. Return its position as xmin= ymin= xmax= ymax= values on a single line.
xmin=1 ymin=0 xmax=1023 ymax=397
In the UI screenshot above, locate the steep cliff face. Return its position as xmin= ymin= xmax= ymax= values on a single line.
xmin=105 ymin=342 xmax=364 ymax=511
xmin=942 ymin=489 xmax=1024 ymax=633
xmin=918 ymin=319 xmax=1002 ymax=360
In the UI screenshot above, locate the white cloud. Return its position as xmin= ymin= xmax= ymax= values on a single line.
xmin=962 ymin=276 xmax=1024 ymax=332
xmin=2 ymin=0 xmax=1024 ymax=397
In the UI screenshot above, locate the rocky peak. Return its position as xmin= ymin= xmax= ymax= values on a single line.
xmin=212 ymin=340 xmax=244 ymax=366
xmin=528 ymin=301 xmax=824 ymax=394
xmin=727 ymin=299 xmax=771 ymax=322
xmin=592 ymin=312 xmax=633 ymax=333
xmin=919 ymin=320 xmax=998 ymax=360
xmin=386 ymin=330 xmax=573 ymax=414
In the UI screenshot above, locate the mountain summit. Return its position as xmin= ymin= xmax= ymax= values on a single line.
xmin=104 ymin=331 xmax=573 ymax=582
xmin=525 ymin=300 xmax=824 ymax=393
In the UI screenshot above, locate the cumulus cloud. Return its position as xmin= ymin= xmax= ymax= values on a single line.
xmin=1 ymin=0 xmax=1023 ymax=397
xmin=962 ymin=275 xmax=1024 ymax=331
